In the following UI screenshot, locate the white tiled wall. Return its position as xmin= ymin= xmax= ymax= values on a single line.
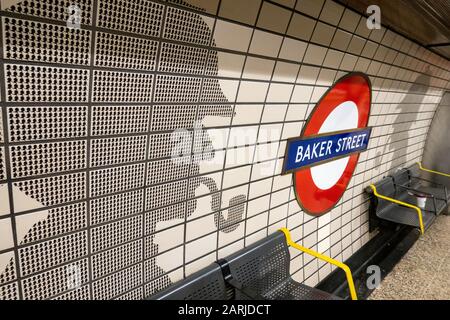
xmin=0 ymin=0 xmax=449 ymax=299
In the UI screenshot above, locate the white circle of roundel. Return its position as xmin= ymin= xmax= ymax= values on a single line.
xmin=311 ymin=101 xmax=359 ymax=190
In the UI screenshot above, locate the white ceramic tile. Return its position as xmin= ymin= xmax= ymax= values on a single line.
xmin=0 ymin=184 xmax=9 ymax=216
xmin=354 ymin=57 xmax=371 ymax=73
xmin=282 ymin=122 xmax=302 ymax=139
xmin=253 ymin=142 xmax=280 ymax=163
xmin=232 ymin=104 xmax=263 ymax=125
xmin=272 ymin=174 xmax=291 ymax=191
xmin=186 ymin=194 xmax=216 ymax=221
xmin=270 ymin=188 xmax=290 ymax=207
xmin=198 ymin=149 xmax=226 ymax=174
xmin=249 ymin=30 xmax=283 ymax=58
xmin=153 ymin=224 xmax=184 ymax=253
xmin=332 ymin=29 xmax=352 ymax=50
xmin=316 ymin=68 xmax=337 ymax=86
xmin=339 ymin=8 xmax=360 ymax=33
xmin=257 ymin=124 xmax=283 ymax=143
xmin=257 ymin=1 xmax=291 ymax=33
xmin=12 ymin=183 xmax=45 ymax=213
xmin=303 ymin=44 xmax=327 ymax=65
xmin=267 ymin=219 xmax=286 ymax=234
xmin=296 ymin=0 xmax=324 ymax=18
xmin=319 ymin=0 xmax=344 ymax=25
xmin=246 ymin=211 xmax=268 ymax=235
xmin=297 ymin=65 xmax=320 ymax=84
xmin=261 ymin=104 xmax=288 ymax=123
xmin=369 ymin=27 xmax=386 ymax=43
xmin=221 ymin=185 xmax=249 ymax=209
xmin=272 ymin=61 xmax=300 ymax=83
xmin=186 ymin=214 xmax=216 ymax=241
xmin=225 ymin=145 xmax=255 ymax=168
xmin=213 ymin=19 xmax=253 ymax=52
xmin=217 ymin=79 xmax=239 ymax=102
xmin=251 ymin=159 xmax=277 ymax=180
xmin=311 ymin=22 xmax=335 ymax=46
xmin=185 ymin=253 xmax=216 ymax=277
xmin=185 ymin=232 xmax=216 ymax=263
xmin=228 ymin=125 xmax=258 ymax=147
xmin=237 ymin=81 xmax=269 ymax=102
xmin=200 ymin=14 xmax=215 ymax=35
xmin=247 ymin=195 xmax=270 ymax=217
xmin=242 ymin=57 xmax=275 ymax=80
xmin=206 ymin=128 xmax=229 ymax=150
xmin=249 ymin=178 xmax=273 ymax=199
xmin=322 ymin=49 xmax=344 ymax=69
xmin=218 ymin=240 xmax=244 ymax=259
xmin=223 ymin=165 xmax=251 ymax=189
xmin=340 ymin=53 xmax=358 ymax=71
xmin=310 ymin=86 xmax=327 ymax=103
xmin=218 ymin=220 xmax=244 ymax=246
xmin=155 ymin=246 xmax=184 ymax=278
xmin=287 ymin=13 xmax=316 ymax=41
xmin=0 ymin=218 xmax=13 ymax=251
xmin=361 ymin=41 xmax=379 ymax=59
xmin=285 ymin=104 xmax=308 ymax=121
xmin=279 ymin=38 xmax=307 ymax=62
xmin=14 ymin=209 xmax=50 ymax=244
xmin=354 ymin=18 xmax=371 ymax=38
xmin=266 ymin=83 xmax=294 ymax=103
xmin=291 ymin=85 xmax=314 ymax=103
xmin=288 ymin=194 xmax=302 ymax=213
xmin=219 ymin=0 xmax=262 ymax=25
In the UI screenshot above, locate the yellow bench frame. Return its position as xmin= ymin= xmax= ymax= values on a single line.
xmin=369 ymin=184 xmax=425 ymax=235
xmin=279 ymin=228 xmax=358 ymax=300
xmin=418 ymin=162 xmax=450 ymax=178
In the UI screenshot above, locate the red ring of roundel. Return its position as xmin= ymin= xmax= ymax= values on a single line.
xmin=294 ymin=73 xmax=371 ymax=216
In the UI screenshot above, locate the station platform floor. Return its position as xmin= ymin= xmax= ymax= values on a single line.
xmin=369 ymin=214 xmax=450 ymax=300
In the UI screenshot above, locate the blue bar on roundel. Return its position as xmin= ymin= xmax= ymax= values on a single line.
xmin=283 ymin=127 xmax=372 ymax=174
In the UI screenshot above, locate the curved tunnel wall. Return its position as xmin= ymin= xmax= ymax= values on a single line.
xmin=0 ymin=0 xmax=449 ymax=300
xmin=422 ymin=92 xmax=450 ymax=189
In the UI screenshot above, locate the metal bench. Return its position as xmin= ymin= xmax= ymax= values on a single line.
xmin=218 ymin=229 xmax=351 ymax=300
xmin=150 ymin=263 xmax=231 ymax=300
xmin=391 ymin=167 xmax=448 ymax=216
xmin=367 ymin=163 xmax=449 ymax=234
xmin=409 ymin=163 xmax=449 ymax=206
xmin=368 ymin=177 xmax=435 ymax=234
xmin=149 ymin=229 xmax=357 ymax=300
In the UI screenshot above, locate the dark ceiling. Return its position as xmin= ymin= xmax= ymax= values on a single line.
xmin=335 ymin=0 xmax=450 ymax=60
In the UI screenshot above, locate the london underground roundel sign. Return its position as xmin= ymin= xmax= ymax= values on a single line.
xmin=282 ymin=73 xmax=372 ymax=216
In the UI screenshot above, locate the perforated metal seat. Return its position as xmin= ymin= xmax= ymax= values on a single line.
xmin=219 ymin=231 xmax=339 ymax=300
xmin=150 ymin=263 xmax=230 ymax=300
xmin=377 ymin=203 xmax=435 ymax=231
xmin=263 ymin=278 xmax=340 ymax=300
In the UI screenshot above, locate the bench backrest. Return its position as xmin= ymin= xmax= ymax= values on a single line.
xmin=391 ymin=168 xmax=410 ymax=187
xmin=407 ymin=163 xmax=421 ymax=178
xmin=149 ymin=263 xmax=230 ymax=300
xmin=373 ymin=177 xmax=396 ymax=213
xmin=220 ymin=231 xmax=290 ymax=299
